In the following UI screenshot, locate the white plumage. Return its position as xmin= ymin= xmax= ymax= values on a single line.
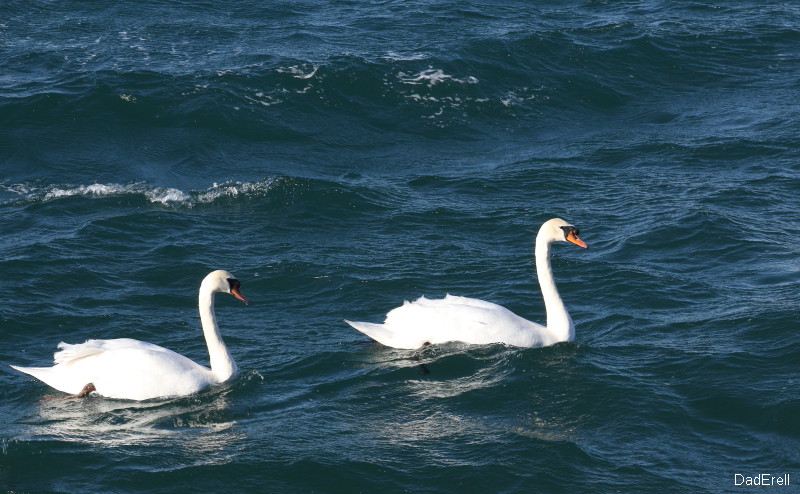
xmin=11 ymin=270 xmax=247 ymax=400
xmin=346 ymin=218 xmax=587 ymax=349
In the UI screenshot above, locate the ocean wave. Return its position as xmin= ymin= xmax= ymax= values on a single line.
xmin=3 ymin=1 xmax=796 ymax=144
xmin=39 ymin=183 xmax=189 ymax=205
xmin=0 ymin=178 xmax=279 ymax=208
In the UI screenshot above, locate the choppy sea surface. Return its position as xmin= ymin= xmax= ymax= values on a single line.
xmin=2 ymin=1 xmax=799 ymax=492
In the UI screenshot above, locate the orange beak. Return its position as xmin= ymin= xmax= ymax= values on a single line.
xmin=566 ymin=230 xmax=587 ymax=249
xmin=230 ymin=287 xmax=248 ymax=305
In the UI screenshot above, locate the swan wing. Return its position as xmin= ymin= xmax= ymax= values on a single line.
xmin=348 ymin=295 xmax=550 ymax=349
xmin=53 ymin=338 xmax=175 ymax=365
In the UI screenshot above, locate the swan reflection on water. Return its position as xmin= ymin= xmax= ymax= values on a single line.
xmin=11 ymin=375 xmax=261 ymax=467
xmin=355 ymin=342 xmax=585 ymax=447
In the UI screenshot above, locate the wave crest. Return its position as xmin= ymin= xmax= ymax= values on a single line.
xmin=1 ymin=178 xmax=279 ymax=208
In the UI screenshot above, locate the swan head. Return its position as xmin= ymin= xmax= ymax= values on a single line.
xmin=539 ymin=218 xmax=587 ymax=248
xmin=202 ymin=270 xmax=248 ymax=304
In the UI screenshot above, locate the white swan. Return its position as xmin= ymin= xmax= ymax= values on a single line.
xmin=345 ymin=218 xmax=587 ymax=349
xmin=11 ymin=270 xmax=247 ymax=400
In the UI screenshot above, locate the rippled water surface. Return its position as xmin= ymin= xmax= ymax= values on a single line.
xmin=2 ymin=1 xmax=799 ymax=492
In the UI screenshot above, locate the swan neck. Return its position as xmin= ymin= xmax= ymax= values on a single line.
xmin=199 ymin=287 xmax=237 ymax=382
xmin=535 ymin=237 xmax=574 ymax=343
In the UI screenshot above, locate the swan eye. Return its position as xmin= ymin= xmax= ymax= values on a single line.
xmin=559 ymin=225 xmax=581 ymax=238
xmin=227 ymin=278 xmax=241 ymax=290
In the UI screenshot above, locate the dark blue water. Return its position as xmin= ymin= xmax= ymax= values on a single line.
xmin=2 ymin=1 xmax=799 ymax=492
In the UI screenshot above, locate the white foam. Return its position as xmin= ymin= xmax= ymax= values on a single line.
xmin=384 ymin=51 xmax=429 ymax=61
xmin=277 ymin=64 xmax=319 ymax=79
xmin=145 ymin=187 xmax=191 ymax=205
xmin=245 ymin=93 xmax=282 ymax=107
xmin=0 ymin=183 xmax=38 ymax=196
xmin=43 ymin=183 xmax=130 ymax=200
xmin=3 ymin=179 xmax=278 ymax=208
xmin=397 ymin=68 xmax=479 ymax=87
xmin=195 ymin=179 xmax=276 ymax=204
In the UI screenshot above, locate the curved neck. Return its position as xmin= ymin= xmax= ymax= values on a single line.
xmin=199 ymin=288 xmax=238 ymax=382
xmin=535 ymin=237 xmax=574 ymax=343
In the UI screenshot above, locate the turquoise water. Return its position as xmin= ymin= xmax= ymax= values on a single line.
xmin=2 ymin=1 xmax=799 ymax=492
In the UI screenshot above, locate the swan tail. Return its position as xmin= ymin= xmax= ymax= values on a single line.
xmin=343 ymin=320 xmax=414 ymax=349
xmin=10 ymin=364 xmax=50 ymax=380
xmin=345 ymin=320 xmax=391 ymax=342
xmin=10 ymin=364 xmax=85 ymax=395
xmin=10 ymin=340 xmax=116 ymax=395
xmin=10 ymin=364 xmax=34 ymax=376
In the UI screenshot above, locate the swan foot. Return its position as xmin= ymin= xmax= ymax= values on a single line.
xmin=408 ymin=351 xmax=431 ymax=376
xmin=38 ymin=383 xmax=96 ymax=402
xmin=75 ymin=383 xmax=96 ymax=397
